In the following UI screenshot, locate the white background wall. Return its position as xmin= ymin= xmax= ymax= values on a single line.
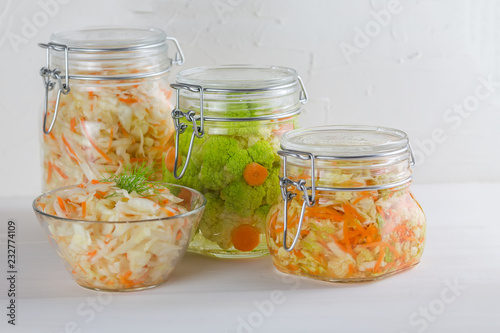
xmin=0 ymin=0 xmax=498 ymax=198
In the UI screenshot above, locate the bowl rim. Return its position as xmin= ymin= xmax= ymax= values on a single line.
xmin=32 ymin=183 xmax=207 ymax=224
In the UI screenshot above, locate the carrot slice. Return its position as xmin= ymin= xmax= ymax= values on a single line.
xmin=80 ymin=118 xmax=113 ymax=163
xmin=159 ymin=207 xmax=175 ymax=217
xmin=118 ymin=95 xmax=140 ymax=104
xmin=341 ymin=207 xmax=355 ymax=257
xmin=165 ymin=147 xmax=181 ymax=173
xmin=352 ymin=194 xmax=372 ymax=205
xmin=94 ymin=191 xmax=106 ymax=199
xmin=57 ymin=196 xmax=66 ymax=212
xmin=243 ymin=162 xmax=268 ymax=186
xmin=119 ymin=270 xmax=133 ymax=287
xmin=52 ymin=164 xmax=68 ymax=180
xmin=81 ymin=202 xmax=87 ymax=218
xmin=104 ymin=234 xmax=112 ymax=244
xmin=87 ymin=250 xmax=97 ymax=259
xmin=343 ymin=203 xmax=366 ymax=222
xmin=305 ymin=206 xmax=344 ymax=221
xmin=231 ymin=224 xmax=261 ymax=252
xmin=70 ymin=117 xmax=77 ymax=133
xmin=46 ymin=162 xmax=53 ymax=184
xmin=61 ymin=134 xmax=81 ymax=163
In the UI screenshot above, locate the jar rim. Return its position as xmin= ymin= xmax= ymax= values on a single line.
xmin=176 ymin=65 xmax=298 ymax=90
xmin=50 ymin=27 xmax=167 ymax=50
xmin=281 ymin=125 xmax=411 ymax=158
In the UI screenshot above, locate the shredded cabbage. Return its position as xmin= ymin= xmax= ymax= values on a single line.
xmin=42 ymin=77 xmax=174 ymax=191
xmin=267 ymin=162 xmax=426 ymax=281
xmin=36 ymin=180 xmax=194 ymax=290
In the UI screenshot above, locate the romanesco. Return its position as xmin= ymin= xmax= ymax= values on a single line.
xmin=199 ymin=136 xmax=246 ymax=190
xmin=221 ymin=180 xmax=266 ymax=217
xmin=199 ymin=191 xmax=242 ymax=249
xmin=247 ymin=139 xmax=276 ymax=169
xmin=262 ymin=166 xmax=281 ymax=206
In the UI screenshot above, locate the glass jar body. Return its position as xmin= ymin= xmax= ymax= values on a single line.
xmin=41 ymin=76 xmax=174 ymax=191
xmin=266 ymin=159 xmax=426 ymax=282
xmin=164 ymin=117 xmax=298 ymax=258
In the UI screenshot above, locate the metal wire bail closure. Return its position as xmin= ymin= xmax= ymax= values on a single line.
xmin=297 ymin=76 xmax=308 ymax=104
xmin=278 ymin=150 xmax=316 ymax=252
xmin=170 ymin=83 xmax=205 ymax=179
xmin=38 ymin=35 xmax=185 ymax=135
xmin=165 ymin=36 xmax=185 ymax=66
xmin=38 ymin=43 xmax=70 ymax=135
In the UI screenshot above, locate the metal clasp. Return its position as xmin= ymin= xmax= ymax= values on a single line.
xmin=170 ymin=83 xmax=206 ymax=179
xmin=278 ymin=149 xmax=316 ymax=252
xmin=297 ymin=76 xmax=308 ymax=104
xmin=38 ymin=43 xmax=71 ymax=135
xmin=165 ymin=36 xmax=185 ymax=66
xmin=408 ymin=142 xmax=416 ymax=167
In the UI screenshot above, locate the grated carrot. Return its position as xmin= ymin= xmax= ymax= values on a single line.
xmin=80 ymin=118 xmax=113 ymax=163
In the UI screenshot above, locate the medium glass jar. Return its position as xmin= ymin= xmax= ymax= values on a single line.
xmin=164 ymin=65 xmax=308 ymax=258
xmin=267 ymin=126 xmax=426 ymax=282
xmin=39 ymin=27 xmax=184 ymax=191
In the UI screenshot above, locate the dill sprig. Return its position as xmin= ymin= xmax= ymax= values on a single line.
xmin=101 ymin=163 xmax=165 ymax=197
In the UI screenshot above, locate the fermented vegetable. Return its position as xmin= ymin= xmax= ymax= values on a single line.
xmin=164 ymin=117 xmax=294 ymax=254
xmin=42 ymin=77 xmax=174 ymax=191
xmin=35 ymin=166 xmax=197 ymax=290
xmin=267 ymin=162 xmax=426 ymax=281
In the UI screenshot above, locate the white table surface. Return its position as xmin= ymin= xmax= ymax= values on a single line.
xmin=0 ymin=183 xmax=498 ymax=333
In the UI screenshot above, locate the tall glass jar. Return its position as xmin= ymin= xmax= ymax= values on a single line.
xmin=164 ymin=65 xmax=308 ymax=258
xmin=39 ymin=27 xmax=185 ymax=191
xmin=267 ymin=126 xmax=426 ymax=282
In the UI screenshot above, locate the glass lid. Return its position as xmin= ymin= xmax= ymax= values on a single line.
xmin=176 ymin=65 xmax=298 ymax=90
xmin=281 ymin=125 xmax=410 ymax=157
xmin=51 ymin=27 xmax=167 ymax=49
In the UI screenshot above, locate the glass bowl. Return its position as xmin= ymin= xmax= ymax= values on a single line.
xmin=33 ymin=183 xmax=206 ymax=291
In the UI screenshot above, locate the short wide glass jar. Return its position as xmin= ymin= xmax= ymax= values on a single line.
xmin=164 ymin=65 xmax=308 ymax=258
xmin=267 ymin=126 xmax=426 ymax=282
xmin=39 ymin=27 xmax=184 ymax=191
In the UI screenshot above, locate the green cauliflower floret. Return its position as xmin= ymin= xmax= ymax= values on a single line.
xmin=220 ymin=96 xmax=269 ymax=136
xmin=225 ymin=149 xmax=252 ymax=181
xmin=221 ymin=180 xmax=266 ymax=217
xmin=262 ymin=166 xmax=281 ymax=206
xmin=225 ymin=99 xmax=255 ymax=118
xmin=199 ymin=192 xmax=228 ymax=245
xmin=163 ymin=159 xmax=203 ymax=191
xmin=199 ymin=136 xmax=249 ymax=190
xmin=247 ymin=139 xmax=276 ymax=169
xmin=199 ymin=191 xmax=242 ymax=249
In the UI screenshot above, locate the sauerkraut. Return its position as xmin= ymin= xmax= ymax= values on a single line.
xmin=267 ymin=162 xmax=426 ymax=281
xmin=42 ymin=77 xmax=174 ymax=191
xmin=35 ymin=173 xmax=200 ymax=291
